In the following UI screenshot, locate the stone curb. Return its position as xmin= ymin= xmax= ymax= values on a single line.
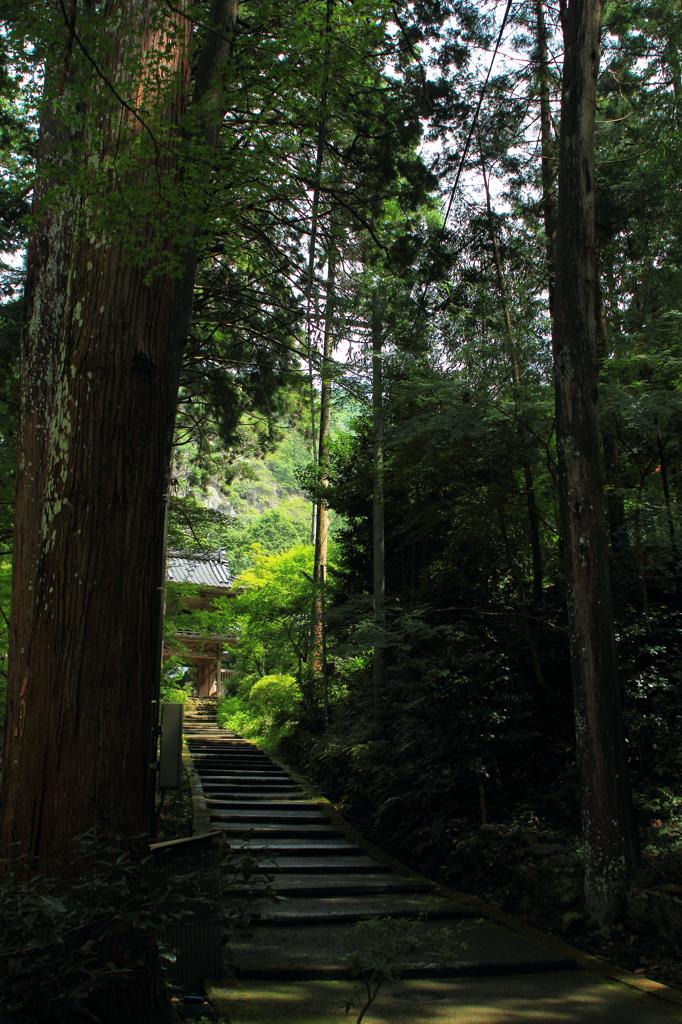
xmin=183 ymin=738 xmax=213 ymax=836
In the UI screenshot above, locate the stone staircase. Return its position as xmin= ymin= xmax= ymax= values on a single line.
xmin=178 ymin=700 xmax=682 ymax=1023
xmin=183 ymin=699 xmax=575 ymax=981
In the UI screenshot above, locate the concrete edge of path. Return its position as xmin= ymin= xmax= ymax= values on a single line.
xmin=184 ymin=737 xmax=213 ymax=835
xmin=260 ymin=745 xmax=682 ymax=1013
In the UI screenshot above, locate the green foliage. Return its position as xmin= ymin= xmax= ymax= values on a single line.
xmin=164 ymin=582 xmax=234 ymax=643
xmin=226 ymin=545 xmax=316 ymax=691
xmin=249 ymin=674 xmax=302 ymax=725
xmin=159 ymin=680 xmax=190 ymax=706
xmin=0 ymin=836 xmax=178 ymax=1023
xmin=169 ymin=418 xmax=313 ymax=575
xmin=619 ymin=607 xmax=682 ymax=790
xmin=0 ymin=42 xmax=35 ymax=294
xmin=0 ymin=830 xmax=271 ymax=1022
xmin=213 ymin=543 xmax=333 ymax=743
xmin=3 ymin=0 xmax=682 ymax=960
xmin=217 ymin=674 xmax=302 ymax=750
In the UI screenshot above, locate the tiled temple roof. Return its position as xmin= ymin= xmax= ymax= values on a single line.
xmin=166 ymin=551 xmax=234 ymax=588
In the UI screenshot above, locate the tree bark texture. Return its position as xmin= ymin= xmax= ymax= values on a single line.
xmin=552 ymin=0 xmax=638 ymax=923
xmin=1 ymin=0 xmax=238 ymax=862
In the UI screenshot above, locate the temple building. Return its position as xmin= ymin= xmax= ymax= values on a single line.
xmin=163 ymin=550 xmax=238 ymax=697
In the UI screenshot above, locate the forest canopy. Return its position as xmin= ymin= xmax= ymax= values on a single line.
xmin=0 ymin=0 xmax=681 ymax=1017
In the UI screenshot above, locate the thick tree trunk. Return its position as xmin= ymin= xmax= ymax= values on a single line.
xmin=1 ymin=3 xmax=191 ymax=861
xmin=552 ymin=0 xmax=638 ymax=923
xmin=371 ymin=293 xmax=385 ymax=716
xmin=1 ymin=0 xmax=238 ymax=861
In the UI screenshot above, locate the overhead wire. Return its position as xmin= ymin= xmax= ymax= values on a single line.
xmin=412 ymin=0 xmax=515 ymax=328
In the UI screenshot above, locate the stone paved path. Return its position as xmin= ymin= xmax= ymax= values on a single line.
xmin=183 ymin=699 xmax=682 ymax=1024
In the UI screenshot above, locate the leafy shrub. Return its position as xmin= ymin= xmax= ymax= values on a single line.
xmin=160 ymin=656 xmax=191 ymax=704
xmin=217 ymin=674 xmax=302 ymax=749
xmin=217 ymin=694 xmax=261 ymax=739
xmin=160 ymin=683 xmax=189 ymax=704
xmin=248 ymin=673 xmax=301 ymax=725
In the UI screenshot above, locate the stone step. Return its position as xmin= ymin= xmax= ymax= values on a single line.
xmin=199 ymin=785 xmax=301 ymax=797
xmin=191 ymin=751 xmax=271 ymax=758
xmin=200 ymin=783 xmax=304 ymax=794
xmin=255 ymin=856 xmax=393 ymax=874
xmin=205 ymin=807 xmax=329 ymax=824
xmin=193 ymin=764 xmax=277 ymax=772
xmin=188 ymin=742 xmax=256 ymax=750
xmin=203 ymin=799 xmax=318 ymax=810
xmin=229 ymin=919 xmax=577 ymax=981
xmin=235 ymin=873 xmax=434 ymax=898
xmin=195 ymin=772 xmax=291 ymax=781
xmin=225 ymin=839 xmax=364 ymax=855
xmin=242 ymin=892 xmax=474 ymax=927
xmin=190 ymin=761 xmax=283 ymax=770
xmin=209 ymin=822 xmax=343 ymax=839
xmin=186 ymin=746 xmax=272 ymax=757
xmin=188 ymin=751 xmax=273 ymax=760
xmin=202 ymin=742 xmax=256 ymax=748
xmin=196 ymin=758 xmax=277 ymax=765
xmin=192 ymin=774 xmax=296 ymax=782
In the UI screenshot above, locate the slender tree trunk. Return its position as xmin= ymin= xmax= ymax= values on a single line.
xmin=535 ymin=0 xmax=557 ymax=316
xmin=552 ymin=0 xmax=638 ymax=924
xmin=480 ymin=151 xmax=543 ymax=605
xmin=596 ymin=271 xmax=630 ymax=560
xmin=656 ymin=431 xmax=678 ymax=558
xmin=312 ymin=238 xmax=336 ymax=721
xmin=371 ymin=292 xmax=385 ymax=717
xmin=303 ymin=0 xmax=334 ymax=542
xmin=633 ymin=475 xmax=649 ymax=611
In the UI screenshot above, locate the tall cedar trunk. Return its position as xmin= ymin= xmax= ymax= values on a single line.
xmin=552 ymin=0 xmax=638 ymax=923
xmin=1 ymin=0 xmax=238 ymax=860
xmin=371 ymin=293 xmax=385 ymax=717
xmin=312 ymin=240 xmax=336 ymax=720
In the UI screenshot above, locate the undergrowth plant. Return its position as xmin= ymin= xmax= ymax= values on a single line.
xmin=0 ymin=833 xmax=181 ymax=1023
xmin=0 ymin=831 xmax=269 ymax=1023
xmin=345 ymin=915 xmax=465 ymax=1023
